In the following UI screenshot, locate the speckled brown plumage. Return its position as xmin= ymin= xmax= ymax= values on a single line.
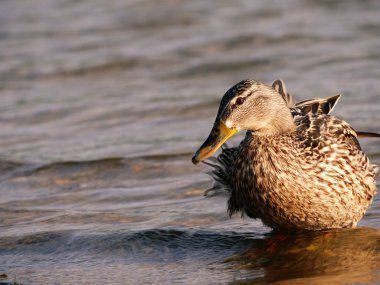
xmin=195 ymin=79 xmax=378 ymax=231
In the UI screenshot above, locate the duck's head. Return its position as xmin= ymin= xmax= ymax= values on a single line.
xmin=192 ymin=79 xmax=295 ymax=164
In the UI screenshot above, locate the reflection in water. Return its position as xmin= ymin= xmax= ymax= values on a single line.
xmin=2 ymin=227 xmax=378 ymax=284
xmin=226 ymin=228 xmax=380 ymax=284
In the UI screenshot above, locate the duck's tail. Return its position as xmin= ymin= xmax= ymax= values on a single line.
xmin=356 ymin=131 xmax=380 ymax=138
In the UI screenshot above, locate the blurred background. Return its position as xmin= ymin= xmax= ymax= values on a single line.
xmin=0 ymin=0 xmax=379 ymax=284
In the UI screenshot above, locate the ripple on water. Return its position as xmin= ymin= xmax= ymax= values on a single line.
xmin=0 ymin=228 xmax=379 ymax=284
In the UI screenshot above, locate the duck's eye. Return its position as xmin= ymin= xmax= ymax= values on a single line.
xmin=235 ymin=97 xmax=245 ymax=105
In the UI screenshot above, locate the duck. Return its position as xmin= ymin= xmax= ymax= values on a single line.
xmin=192 ymin=79 xmax=379 ymax=231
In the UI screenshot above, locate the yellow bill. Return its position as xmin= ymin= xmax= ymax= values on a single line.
xmin=192 ymin=121 xmax=237 ymax=164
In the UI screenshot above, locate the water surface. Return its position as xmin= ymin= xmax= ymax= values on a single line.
xmin=0 ymin=0 xmax=380 ymax=284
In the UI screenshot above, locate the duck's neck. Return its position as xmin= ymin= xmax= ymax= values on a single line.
xmin=255 ymin=108 xmax=296 ymax=136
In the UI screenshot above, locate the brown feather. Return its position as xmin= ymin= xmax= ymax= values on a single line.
xmin=357 ymin=131 xmax=380 ymax=138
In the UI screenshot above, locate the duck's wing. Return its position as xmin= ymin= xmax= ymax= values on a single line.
xmin=294 ymin=93 xmax=380 ymax=139
xmin=272 ymin=79 xmax=341 ymax=116
xmin=294 ymin=94 xmax=341 ymax=116
xmin=295 ymin=113 xmax=363 ymax=153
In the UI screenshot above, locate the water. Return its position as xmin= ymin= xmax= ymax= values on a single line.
xmin=0 ymin=0 xmax=380 ymax=284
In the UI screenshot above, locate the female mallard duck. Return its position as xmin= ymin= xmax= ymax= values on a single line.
xmin=192 ymin=79 xmax=379 ymax=230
